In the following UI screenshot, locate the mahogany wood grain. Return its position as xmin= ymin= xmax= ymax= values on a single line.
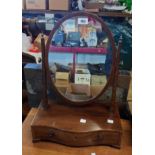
xmin=23 ymin=108 xmax=132 ymax=155
xmin=41 ymin=34 xmax=49 ymax=109
xmin=31 ymin=99 xmax=122 ymax=148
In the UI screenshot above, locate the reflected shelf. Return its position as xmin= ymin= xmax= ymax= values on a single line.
xmin=49 ymin=46 xmax=108 ymax=54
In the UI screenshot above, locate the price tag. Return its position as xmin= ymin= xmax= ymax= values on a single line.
xmin=78 ymin=18 xmax=88 ymax=25
xmin=107 ymin=119 xmax=114 ymax=124
xmin=80 ymin=118 xmax=86 ymax=124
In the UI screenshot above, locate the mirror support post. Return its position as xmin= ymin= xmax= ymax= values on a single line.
xmin=41 ymin=33 xmax=49 ymax=109
xmin=109 ymin=36 xmax=122 ymax=116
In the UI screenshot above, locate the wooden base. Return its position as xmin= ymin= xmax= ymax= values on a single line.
xmin=31 ymin=100 xmax=122 ymax=148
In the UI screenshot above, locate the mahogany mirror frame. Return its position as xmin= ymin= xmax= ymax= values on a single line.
xmin=45 ymin=11 xmax=118 ymax=106
xmin=31 ymin=12 xmax=122 ymax=148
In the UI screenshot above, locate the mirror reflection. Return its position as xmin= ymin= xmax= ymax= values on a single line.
xmin=48 ymin=16 xmax=112 ymax=102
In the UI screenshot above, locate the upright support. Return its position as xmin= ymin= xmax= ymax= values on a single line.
xmin=41 ymin=34 xmax=49 ymax=109
xmin=109 ymin=36 xmax=122 ymax=116
xmin=73 ymin=50 xmax=76 ymax=81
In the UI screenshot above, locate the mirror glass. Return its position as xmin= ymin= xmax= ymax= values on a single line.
xmin=48 ymin=15 xmax=113 ymax=102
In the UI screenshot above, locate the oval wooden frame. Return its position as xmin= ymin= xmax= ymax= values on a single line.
xmin=45 ymin=11 xmax=117 ymax=106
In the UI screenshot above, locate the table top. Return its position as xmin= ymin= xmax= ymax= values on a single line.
xmin=22 ymin=108 xmax=132 ymax=155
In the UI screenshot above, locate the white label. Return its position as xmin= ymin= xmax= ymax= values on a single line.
xmin=107 ymin=119 xmax=114 ymax=124
xmin=80 ymin=118 xmax=86 ymax=124
xmin=38 ymin=19 xmax=46 ymax=23
xmin=78 ymin=18 xmax=88 ymax=25
xmin=45 ymin=13 xmax=54 ymax=31
xmin=91 ymin=153 xmax=96 ymax=155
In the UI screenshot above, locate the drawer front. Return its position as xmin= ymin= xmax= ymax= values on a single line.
xmin=32 ymin=126 xmax=121 ymax=147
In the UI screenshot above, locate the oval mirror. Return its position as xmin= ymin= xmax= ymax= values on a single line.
xmin=46 ymin=12 xmax=116 ymax=105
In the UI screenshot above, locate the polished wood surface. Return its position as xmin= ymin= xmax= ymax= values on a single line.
xmin=32 ymin=100 xmax=122 ymax=132
xmin=31 ymin=99 xmax=122 ymax=147
xmin=23 ymin=108 xmax=132 ymax=155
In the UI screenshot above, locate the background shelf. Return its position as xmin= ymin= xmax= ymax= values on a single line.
xmin=22 ymin=10 xmax=132 ymax=18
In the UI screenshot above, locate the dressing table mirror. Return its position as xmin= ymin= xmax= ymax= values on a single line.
xmin=31 ymin=12 xmax=122 ymax=148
